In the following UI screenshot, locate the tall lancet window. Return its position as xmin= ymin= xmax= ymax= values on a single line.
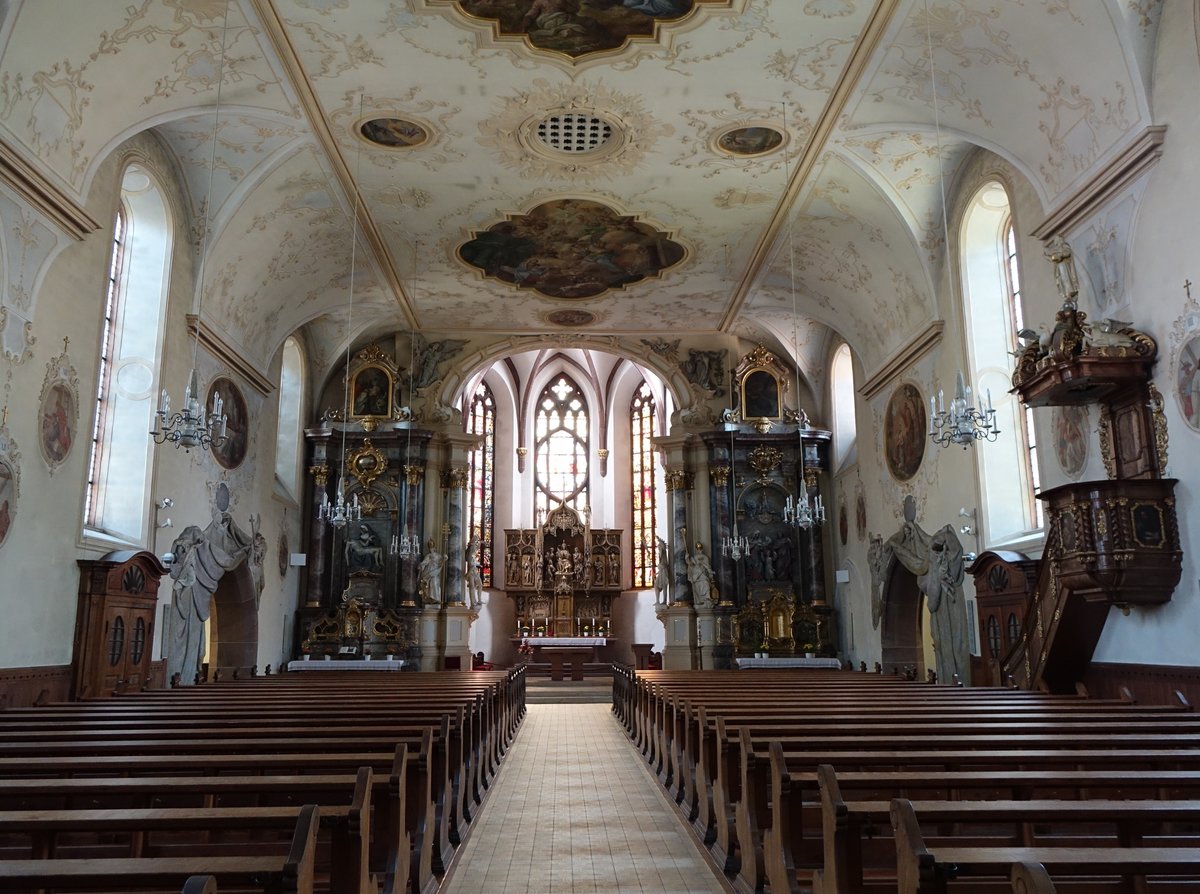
xmin=630 ymin=381 xmax=660 ymax=588
xmin=84 ymin=164 xmax=173 ymax=545
xmin=467 ymin=380 xmax=496 ymax=586
xmin=535 ymin=375 xmax=589 ymax=515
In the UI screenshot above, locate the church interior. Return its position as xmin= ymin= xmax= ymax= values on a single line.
xmin=1 ymin=1 xmax=1200 ymax=891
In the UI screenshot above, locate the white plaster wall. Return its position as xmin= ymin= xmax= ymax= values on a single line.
xmin=0 ymin=131 xmax=304 ymax=674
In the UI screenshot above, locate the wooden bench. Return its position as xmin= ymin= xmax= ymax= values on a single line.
xmin=0 ymin=802 xmax=319 ymax=893
xmin=891 ymin=798 xmax=1200 ymax=894
xmin=812 ymin=765 xmax=1200 ymax=894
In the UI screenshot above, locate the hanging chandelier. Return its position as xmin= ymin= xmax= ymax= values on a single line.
xmin=391 ymin=241 xmax=421 ymax=558
xmin=928 ymin=370 xmax=1000 ymax=448
xmin=323 ymin=94 xmax=365 ymax=529
xmin=151 ymin=368 xmax=227 ymax=450
xmin=151 ymin=1 xmax=230 ymax=452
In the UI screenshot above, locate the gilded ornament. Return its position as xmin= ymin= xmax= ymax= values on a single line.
xmin=664 ymin=468 xmax=691 ymax=491
xmin=403 ymin=463 xmax=424 ymax=486
xmin=1097 ymin=408 xmax=1115 ymax=479
xmin=804 ymin=467 xmax=819 ymax=489
xmin=345 ymin=440 xmax=387 ymax=489
xmin=710 ymin=465 xmax=730 ymax=487
xmin=443 ymin=466 xmax=468 ymax=489
xmin=747 ymin=446 xmax=783 ymax=474
xmin=309 ymin=463 xmax=330 ymax=488
xmin=751 ymin=416 xmax=774 ymax=434
xmin=357 ymin=489 xmax=387 ymax=517
xmin=1148 ymin=381 xmax=1168 ymax=471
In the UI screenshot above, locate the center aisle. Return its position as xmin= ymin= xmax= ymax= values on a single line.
xmin=441 ymin=703 xmax=729 ymax=894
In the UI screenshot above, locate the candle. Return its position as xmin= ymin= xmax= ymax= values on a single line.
xmin=928 ymin=396 xmax=935 ymax=433
xmin=159 ymin=389 xmax=169 ymax=414
xmin=938 ymin=389 xmax=944 ymax=414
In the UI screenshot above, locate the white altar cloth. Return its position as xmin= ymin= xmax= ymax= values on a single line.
xmin=735 ymin=657 xmax=842 ymax=669
xmin=525 ymin=637 xmax=608 ymax=647
xmin=287 ymin=659 xmax=406 ymax=671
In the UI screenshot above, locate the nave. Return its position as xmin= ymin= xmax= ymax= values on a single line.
xmin=442 ymin=701 xmax=726 ymax=894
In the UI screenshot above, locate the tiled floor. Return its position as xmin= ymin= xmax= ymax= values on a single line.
xmin=442 ymin=703 xmax=729 ymax=894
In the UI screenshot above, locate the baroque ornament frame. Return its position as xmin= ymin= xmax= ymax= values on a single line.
xmin=37 ymin=337 xmax=79 ymax=475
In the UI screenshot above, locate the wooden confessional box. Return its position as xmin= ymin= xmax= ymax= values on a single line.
xmin=72 ymin=550 xmax=168 ymax=699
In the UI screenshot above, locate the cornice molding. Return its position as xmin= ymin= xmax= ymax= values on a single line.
xmin=248 ymin=0 xmax=418 ymax=329
xmin=1031 ymin=125 xmax=1167 ymax=240
xmin=0 ymin=137 xmax=99 ymax=241
xmin=187 ymin=314 xmax=275 ymax=396
xmin=860 ymin=320 xmax=944 ymax=400
xmin=719 ymin=0 xmax=902 ymax=332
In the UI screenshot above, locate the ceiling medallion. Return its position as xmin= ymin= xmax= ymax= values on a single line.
xmin=481 ymin=82 xmax=670 ymax=182
xmin=546 ymin=309 xmax=598 ymax=327
xmin=535 ymin=113 xmax=614 ymax=154
xmin=358 ymin=117 xmax=429 ymax=148
xmin=458 ymin=198 xmax=686 ymax=300
xmin=713 ymin=125 xmax=786 ymax=157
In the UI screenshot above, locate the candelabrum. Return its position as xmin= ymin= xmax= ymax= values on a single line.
xmin=390 ymin=531 xmax=420 ymax=558
xmin=319 ymin=478 xmax=361 ymax=530
xmin=150 ymin=368 xmax=227 ymax=450
xmin=783 ymin=491 xmax=825 ymax=529
xmin=929 ymin=370 xmax=1000 ymax=448
xmin=722 ymin=525 xmax=749 ymax=559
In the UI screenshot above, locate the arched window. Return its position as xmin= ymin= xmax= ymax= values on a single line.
xmin=960 ymin=181 xmax=1042 ymax=543
xmin=274 ymin=336 xmax=305 ymax=500
xmin=630 ymin=381 xmax=660 ymax=588
xmin=830 ymin=343 xmax=857 ymax=470
xmin=467 ymin=380 xmax=496 ymax=586
xmin=84 ymin=163 xmax=173 ymax=544
xmin=534 ymin=374 xmax=589 ymax=515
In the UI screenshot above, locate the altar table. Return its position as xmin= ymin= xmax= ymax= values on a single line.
xmin=734 ymin=656 xmax=842 ymax=669
xmin=287 ymin=658 xmax=407 ymax=671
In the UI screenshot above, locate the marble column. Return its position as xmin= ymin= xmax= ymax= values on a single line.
xmin=666 ymin=468 xmax=692 ymax=604
xmin=399 ymin=462 xmax=423 ymax=606
xmin=304 ymin=431 xmax=331 ymax=607
xmin=442 ymin=465 xmax=467 ymax=604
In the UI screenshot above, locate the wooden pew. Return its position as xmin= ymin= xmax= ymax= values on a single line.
xmin=0 ymin=802 xmax=318 ymax=893
xmin=813 ymin=764 xmax=1200 ymax=894
xmin=891 ymin=798 xmax=1200 ymax=894
xmin=0 ymin=783 xmax=372 ymax=894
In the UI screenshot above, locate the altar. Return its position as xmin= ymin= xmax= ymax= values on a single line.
xmin=504 ymin=504 xmax=621 ymax=638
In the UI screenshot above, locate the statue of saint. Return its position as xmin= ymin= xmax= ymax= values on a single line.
xmin=686 ymin=542 xmax=717 ymax=607
xmin=418 ymin=540 xmax=446 ymax=604
xmin=465 ymin=534 xmax=485 ymax=609
xmin=653 ymin=536 xmax=669 ymax=605
xmin=166 ymin=486 xmax=253 ymax=685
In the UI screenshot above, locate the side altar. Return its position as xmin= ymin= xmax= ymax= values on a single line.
xmin=503 ymin=504 xmax=621 ymax=637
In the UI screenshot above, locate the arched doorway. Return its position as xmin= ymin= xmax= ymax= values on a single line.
xmin=880 ymin=559 xmax=925 ymax=677
xmin=207 ymin=563 xmax=258 ymax=673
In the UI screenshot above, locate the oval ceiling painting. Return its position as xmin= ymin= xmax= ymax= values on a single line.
xmin=360 ymin=117 xmax=428 ymax=148
xmin=716 ymin=126 xmax=785 ymax=157
xmin=546 ymin=309 xmax=597 ymax=327
xmin=458 ymin=198 xmax=685 ymax=300
xmin=450 ymin=0 xmax=700 ymax=59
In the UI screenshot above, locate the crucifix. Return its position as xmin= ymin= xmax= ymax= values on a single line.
xmin=1186 ymin=279 xmax=1193 ymax=301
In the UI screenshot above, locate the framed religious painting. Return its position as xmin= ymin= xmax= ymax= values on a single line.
xmin=350 ymin=364 xmax=393 ymax=420
xmin=733 ymin=344 xmax=790 ymax=422
xmin=0 ymin=457 xmax=15 ymax=550
xmin=38 ymin=340 xmax=80 ymax=475
xmin=207 ymin=376 xmax=248 ymax=470
xmin=884 ymin=382 xmax=926 ymax=482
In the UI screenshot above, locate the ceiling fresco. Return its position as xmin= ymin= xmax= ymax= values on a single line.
xmin=445 ymin=0 xmax=704 ymax=58
xmin=0 ymin=0 xmax=1165 ymax=381
xmin=457 ymin=199 xmax=686 ymax=300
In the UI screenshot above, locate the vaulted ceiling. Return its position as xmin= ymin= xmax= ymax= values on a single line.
xmin=0 ymin=0 xmax=1163 ymax=382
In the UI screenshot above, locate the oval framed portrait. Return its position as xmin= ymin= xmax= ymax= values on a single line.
xmin=38 ymin=382 xmax=76 ymax=471
xmin=0 ymin=458 xmax=15 ymax=550
xmin=884 ymin=382 xmax=926 ymax=482
xmin=207 ymin=377 xmax=248 ymax=470
xmin=1175 ymin=334 xmax=1200 ymax=431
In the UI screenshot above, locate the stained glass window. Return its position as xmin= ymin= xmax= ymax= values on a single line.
xmin=467 ymin=381 xmax=496 ymax=586
xmin=535 ymin=375 xmax=589 ymax=515
xmin=630 ymin=381 xmax=660 ymax=588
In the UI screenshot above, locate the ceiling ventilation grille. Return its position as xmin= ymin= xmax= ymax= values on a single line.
xmin=536 ymin=114 xmax=613 ymax=153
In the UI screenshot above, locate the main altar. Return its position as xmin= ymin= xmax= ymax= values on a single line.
xmin=503 ymin=504 xmax=621 ymax=637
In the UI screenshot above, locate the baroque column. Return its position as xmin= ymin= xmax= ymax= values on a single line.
xmin=304 ymin=428 xmax=332 ymax=608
